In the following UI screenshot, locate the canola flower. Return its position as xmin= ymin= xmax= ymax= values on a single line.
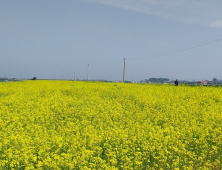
xmin=0 ymin=80 xmax=222 ymax=169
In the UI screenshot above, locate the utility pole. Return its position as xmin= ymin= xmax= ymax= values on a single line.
xmin=123 ymin=58 xmax=125 ymax=82
xmin=87 ymin=64 xmax=89 ymax=81
xmin=74 ymin=67 xmax=76 ymax=81
xmin=62 ymin=70 xmax=63 ymax=80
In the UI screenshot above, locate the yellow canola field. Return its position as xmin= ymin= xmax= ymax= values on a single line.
xmin=0 ymin=80 xmax=222 ymax=170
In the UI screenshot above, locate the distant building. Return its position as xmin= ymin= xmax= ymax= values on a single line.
xmin=200 ymin=81 xmax=207 ymax=85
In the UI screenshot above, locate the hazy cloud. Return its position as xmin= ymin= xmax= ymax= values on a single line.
xmin=87 ymin=0 xmax=222 ymax=26
xmin=210 ymin=20 xmax=222 ymax=28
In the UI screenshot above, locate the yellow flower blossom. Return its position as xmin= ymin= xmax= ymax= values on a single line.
xmin=0 ymin=81 xmax=222 ymax=169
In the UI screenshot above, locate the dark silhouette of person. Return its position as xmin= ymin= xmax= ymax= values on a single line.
xmin=175 ymin=79 xmax=178 ymax=86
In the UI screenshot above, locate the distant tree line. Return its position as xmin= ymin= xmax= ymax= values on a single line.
xmin=31 ymin=77 xmax=37 ymax=80
xmin=143 ymin=78 xmax=222 ymax=85
xmin=145 ymin=78 xmax=169 ymax=83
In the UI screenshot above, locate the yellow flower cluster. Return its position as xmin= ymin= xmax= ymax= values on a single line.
xmin=0 ymin=80 xmax=222 ymax=169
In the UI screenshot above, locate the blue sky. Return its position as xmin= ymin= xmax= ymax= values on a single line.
xmin=1 ymin=0 xmax=222 ymax=81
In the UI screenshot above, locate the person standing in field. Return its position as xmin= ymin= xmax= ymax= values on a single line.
xmin=175 ymin=79 xmax=178 ymax=86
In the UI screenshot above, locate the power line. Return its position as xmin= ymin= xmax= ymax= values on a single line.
xmin=49 ymin=34 xmax=222 ymax=80
xmin=89 ymin=59 xmax=123 ymax=67
xmin=62 ymin=59 xmax=122 ymax=73
xmin=128 ymin=36 xmax=222 ymax=61
xmin=53 ymin=35 xmax=222 ymax=73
